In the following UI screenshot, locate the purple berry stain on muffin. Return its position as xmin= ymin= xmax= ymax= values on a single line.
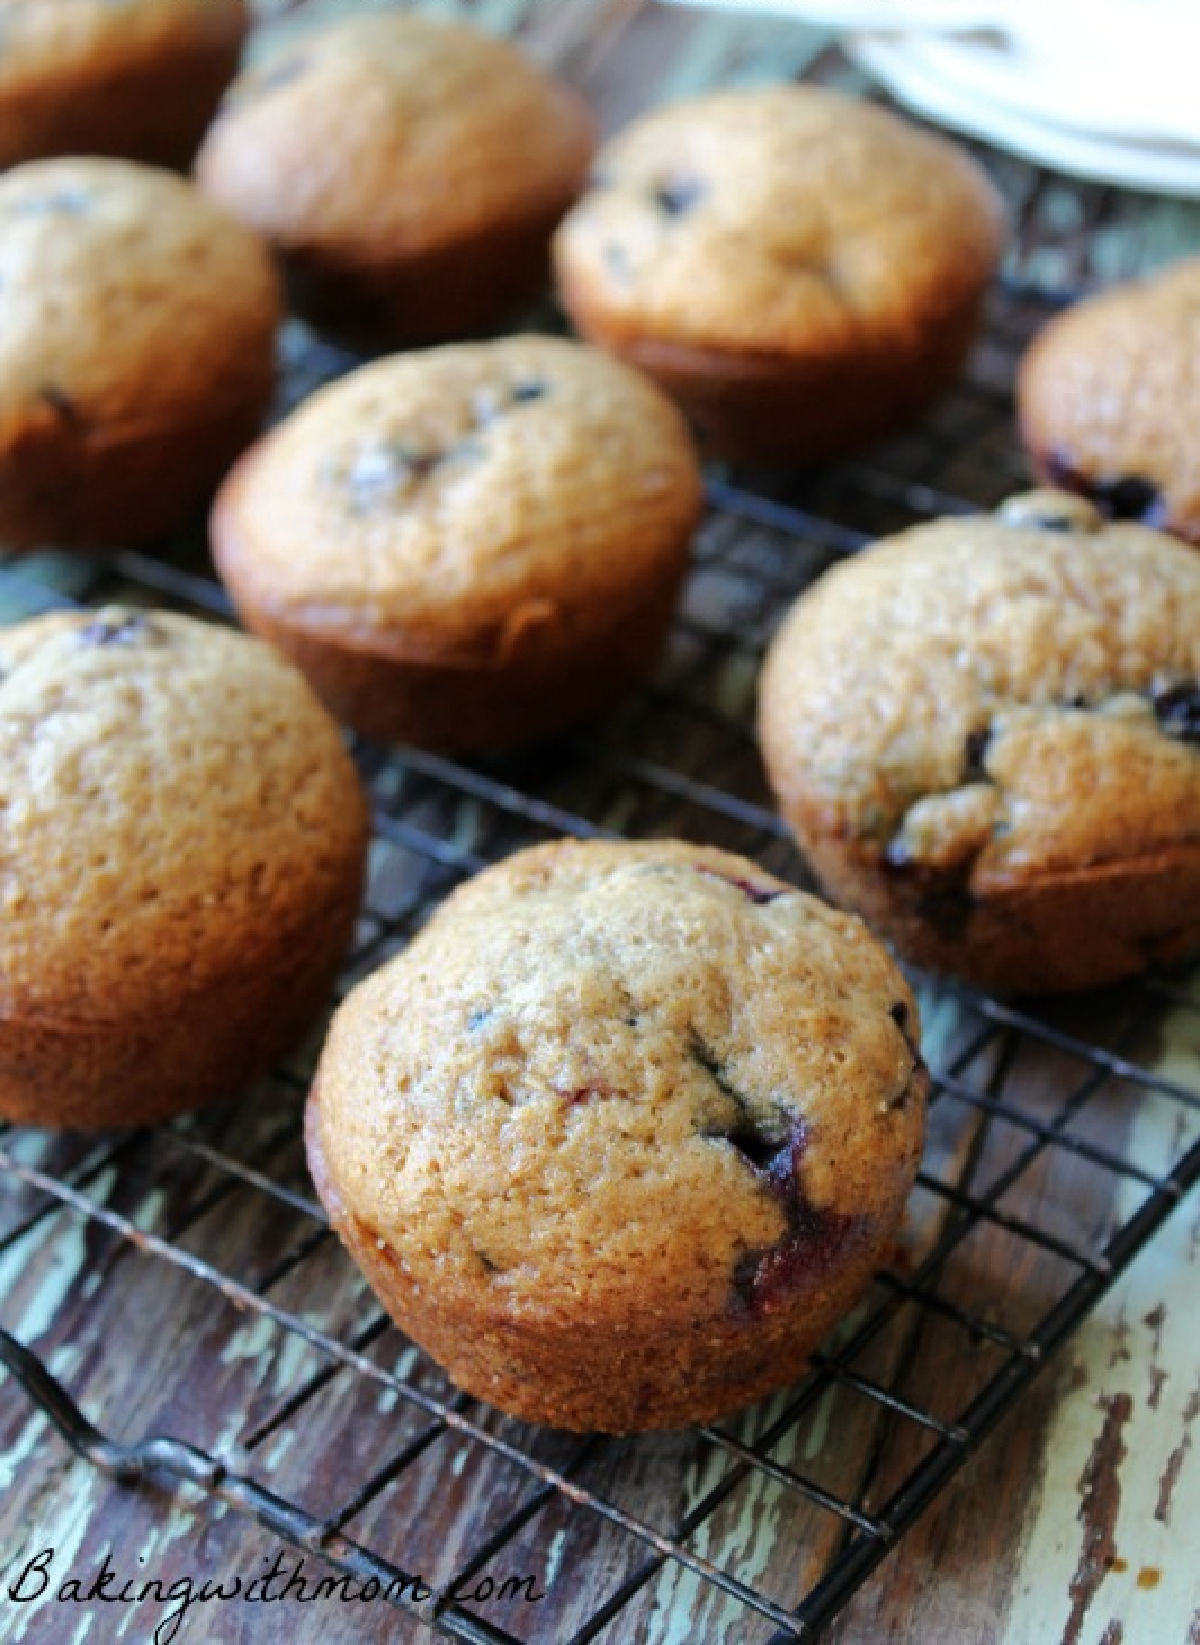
xmin=687 ymin=1033 xmax=859 ymax=1317
xmin=694 ymin=864 xmax=784 ymax=904
xmin=78 ymin=613 xmax=154 ymax=648
xmin=9 ymin=190 xmax=91 ymax=218
xmin=730 ymin=1119 xmax=857 ymax=1319
xmin=1044 ymin=453 xmax=1167 ymax=528
xmin=556 ymin=1081 xmax=628 ymax=1106
xmin=1153 ymin=680 xmax=1200 ymax=746
xmin=651 ymin=176 xmax=705 ymax=217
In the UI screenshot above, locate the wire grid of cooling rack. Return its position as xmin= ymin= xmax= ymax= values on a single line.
xmin=1 ymin=189 xmax=1200 ymax=1645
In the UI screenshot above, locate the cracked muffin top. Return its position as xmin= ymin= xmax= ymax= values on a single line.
xmin=310 ymin=838 xmax=927 ymax=1326
xmin=0 ymin=607 xmax=367 ymax=1024
xmin=759 ymin=491 xmax=1200 ymax=888
xmin=552 ymin=84 xmax=1005 ymax=357
xmin=194 ymin=11 xmax=593 ymax=261
xmin=1018 ymin=257 xmax=1200 ymax=544
xmin=0 ymin=157 xmax=279 ymax=439
xmin=211 ymin=335 xmax=702 ymax=666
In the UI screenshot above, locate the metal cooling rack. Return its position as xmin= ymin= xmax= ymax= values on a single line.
xmin=1 ymin=91 xmax=1200 ymax=1645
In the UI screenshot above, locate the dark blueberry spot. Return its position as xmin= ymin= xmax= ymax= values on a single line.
xmin=474 ymin=1248 xmax=499 ymax=1274
xmin=695 ymin=865 xmax=783 ymax=904
xmin=602 ymin=242 xmax=632 ymax=281
xmin=467 ymin=1008 xmax=492 ymax=1031
xmin=1044 ymin=453 xmax=1166 ymax=527
xmin=39 ymin=386 xmax=83 ymax=429
xmin=882 ymin=837 xmax=912 ymax=870
xmin=78 ymin=614 xmax=151 ymax=648
xmin=250 ymin=56 xmax=309 ymax=96
xmin=1066 ymin=693 xmax=1091 ymax=710
xmin=346 ymin=443 xmax=440 ymax=506
xmin=652 ymin=176 xmax=704 ymax=217
xmin=11 ymin=190 xmax=90 ymax=218
xmin=689 ymin=1034 xmax=741 ymax=1103
xmin=719 ymin=1115 xmax=792 ymax=1175
xmin=883 ymin=849 xmax=976 ymax=939
xmin=888 ymin=1001 xmax=928 ymax=1107
xmin=511 ymin=380 xmax=547 ymax=404
xmin=916 ymin=880 xmax=975 ymax=938
xmin=961 ymin=726 xmax=992 ymax=783
xmin=1152 ymin=681 xmax=1200 ymax=746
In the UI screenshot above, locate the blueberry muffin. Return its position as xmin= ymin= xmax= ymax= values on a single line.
xmin=0 ymin=608 xmax=369 ymax=1129
xmin=0 ymin=0 xmax=248 ymax=170
xmin=759 ymin=491 xmax=1200 ymax=994
xmin=552 ymin=85 xmax=1005 ymax=461
xmin=0 ymin=158 xmax=280 ymax=551
xmin=306 ymin=839 xmax=928 ymax=1433
xmin=1018 ymin=258 xmax=1200 ymax=545
xmin=210 ymin=336 xmax=701 ymax=753
xmin=194 ymin=13 xmax=594 ymax=347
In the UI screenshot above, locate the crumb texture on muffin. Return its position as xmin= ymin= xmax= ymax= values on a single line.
xmin=0 ymin=157 xmax=279 ymax=547
xmin=0 ymin=607 xmax=368 ymax=1127
xmin=211 ymin=336 xmax=699 ymax=750
xmin=1018 ymin=257 xmax=1200 ymax=544
xmin=0 ymin=158 xmax=278 ymax=436
xmin=0 ymin=0 xmax=248 ymax=168
xmin=213 ymin=336 xmax=698 ymax=655
xmin=554 ymin=85 xmax=1004 ymax=357
xmin=194 ymin=7 xmax=592 ymax=347
xmin=758 ymin=493 xmax=1200 ymax=990
xmin=309 ymin=838 xmax=927 ymax=1430
xmin=198 ymin=12 xmax=591 ymax=255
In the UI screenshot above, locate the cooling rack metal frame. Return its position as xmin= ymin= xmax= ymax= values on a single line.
xmin=1 ymin=75 xmax=1199 ymax=1645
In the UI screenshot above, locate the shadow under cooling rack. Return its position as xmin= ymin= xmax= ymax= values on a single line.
xmin=1 ymin=263 xmax=1199 ymax=1645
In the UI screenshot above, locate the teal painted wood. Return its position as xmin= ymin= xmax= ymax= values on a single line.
xmin=1 ymin=5 xmax=1199 ymax=1645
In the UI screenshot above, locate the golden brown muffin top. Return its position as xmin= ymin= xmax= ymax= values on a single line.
xmin=758 ymin=491 xmax=1200 ymax=888
xmin=1018 ymin=257 xmax=1200 ymax=542
xmin=552 ymin=84 xmax=1005 ymax=356
xmin=194 ymin=12 xmax=594 ymax=261
xmin=0 ymin=607 xmax=367 ymax=1024
xmin=0 ymin=0 xmax=245 ymax=85
xmin=211 ymin=335 xmax=702 ymax=665
xmin=312 ymin=838 xmax=927 ymax=1327
xmin=0 ymin=157 xmax=279 ymax=440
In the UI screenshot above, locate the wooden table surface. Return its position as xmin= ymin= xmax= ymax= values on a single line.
xmin=1 ymin=5 xmax=1198 ymax=1644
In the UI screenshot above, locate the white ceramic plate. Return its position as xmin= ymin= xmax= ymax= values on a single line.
xmin=661 ymin=0 xmax=1200 ymax=196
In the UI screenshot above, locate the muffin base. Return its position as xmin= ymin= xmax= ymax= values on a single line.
xmin=282 ymin=202 xmax=583 ymax=351
xmin=559 ymin=283 xmax=986 ymax=464
xmin=0 ymin=866 xmax=362 ymax=1131
xmin=795 ymin=826 xmax=1200 ymax=995
xmin=0 ymin=21 xmax=247 ymax=171
xmin=305 ymin=1089 xmax=898 ymax=1433
xmin=0 ymin=383 xmax=273 ymax=552
xmin=219 ymin=587 xmax=680 ymax=754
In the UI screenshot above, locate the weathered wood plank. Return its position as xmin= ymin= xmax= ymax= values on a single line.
xmin=2 ymin=4 xmax=1199 ymax=1644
